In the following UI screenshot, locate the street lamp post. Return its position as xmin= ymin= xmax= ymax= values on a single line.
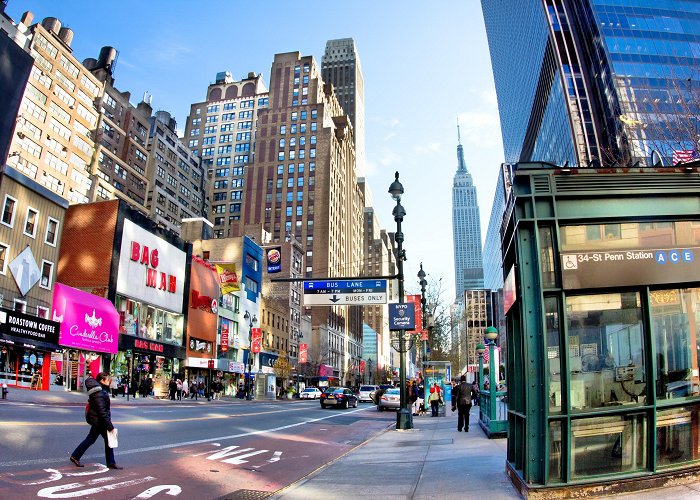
xmin=367 ymin=357 xmax=372 ymax=384
xmin=244 ymin=311 xmax=258 ymax=400
xmin=389 ymin=171 xmax=413 ymax=430
xmin=418 ymin=263 xmax=429 ymax=414
xmin=476 ymin=343 xmax=485 ymax=392
xmin=485 ymin=326 xmax=498 ymax=421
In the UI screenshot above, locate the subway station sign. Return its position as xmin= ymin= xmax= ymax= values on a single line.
xmin=562 ymin=247 xmax=700 ymax=289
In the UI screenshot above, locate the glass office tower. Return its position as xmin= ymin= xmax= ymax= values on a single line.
xmin=481 ymin=0 xmax=700 ymax=167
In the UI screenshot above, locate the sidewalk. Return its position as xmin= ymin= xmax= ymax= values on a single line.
xmin=271 ymin=408 xmax=700 ymax=500
xmin=0 ymin=387 xmax=299 ymax=406
xmin=271 ymin=408 xmax=518 ymax=500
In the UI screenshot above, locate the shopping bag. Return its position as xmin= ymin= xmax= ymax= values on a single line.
xmin=107 ymin=428 xmax=119 ymax=448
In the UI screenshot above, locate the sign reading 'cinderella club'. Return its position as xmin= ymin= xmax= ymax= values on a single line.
xmin=52 ymin=283 xmax=120 ymax=354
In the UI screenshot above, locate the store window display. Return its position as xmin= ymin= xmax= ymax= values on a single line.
xmin=116 ymin=295 xmax=183 ymax=346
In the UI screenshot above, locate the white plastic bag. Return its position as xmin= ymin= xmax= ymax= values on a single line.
xmin=107 ymin=428 xmax=119 ymax=448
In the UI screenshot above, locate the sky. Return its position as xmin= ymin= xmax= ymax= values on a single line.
xmin=6 ymin=0 xmax=505 ymax=301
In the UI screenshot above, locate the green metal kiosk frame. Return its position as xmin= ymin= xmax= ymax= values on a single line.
xmin=502 ymin=161 xmax=700 ymax=497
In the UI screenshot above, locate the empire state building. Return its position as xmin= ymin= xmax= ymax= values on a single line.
xmin=452 ymin=125 xmax=484 ymax=299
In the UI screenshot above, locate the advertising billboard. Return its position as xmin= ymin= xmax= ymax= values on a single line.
xmin=53 ymin=283 xmax=120 ymax=354
xmin=116 ymin=219 xmax=186 ymax=313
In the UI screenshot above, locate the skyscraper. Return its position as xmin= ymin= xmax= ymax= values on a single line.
xmin=321 ymin=38 xmax=365 ymax=174
xmin=481 ymin=0 xmax=700 ymax=167
xmin=452 ymin=125 xmax=483 ymax=298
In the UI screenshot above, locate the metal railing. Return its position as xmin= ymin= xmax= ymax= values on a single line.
xmin=478 ymin=389 xmax=508 ymax=438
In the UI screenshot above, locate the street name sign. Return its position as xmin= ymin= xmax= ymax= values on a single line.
xmin=303 ymin=279 xmax=388 ymax=306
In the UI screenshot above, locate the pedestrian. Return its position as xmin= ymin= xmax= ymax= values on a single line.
xmin=409 ymin=380 xmax=419 ymax=415
xmin=428 ymin=382 xmax=442 ymax=417
xmin=109 ymin=376 xmax=118 ymax=398
xmin=168 ymin=378 xmax=177 ymax=400
xmin=452 ymin=375 xmax=474 ymax=432
xmin=471 ymin=380 xmax=479 ymax=406
xmin=69 ymin=372 xmax=123 ymax=469
xmin=176 ymin=379 xmax=183 ymax=400
xmin=146 ymin=376 xmax=153 ymax=398
xmin=130 ymin=377 xmax=138 ymax=398
xmin=190 ymin=379 xmax=198 ymax=400
xmin=181 ymin=380 xmax=188 ymax=400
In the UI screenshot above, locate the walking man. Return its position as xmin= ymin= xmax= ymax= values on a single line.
xmin=452 ymin=374 xmax=474 ymax=432
xmin=69 ymin=372 xmax=123 ymax=469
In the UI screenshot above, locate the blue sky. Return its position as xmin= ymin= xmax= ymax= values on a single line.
xmin=7 ymin=0 xmax=505 ymax=300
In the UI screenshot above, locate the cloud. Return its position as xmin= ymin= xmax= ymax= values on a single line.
xmin=458 ymin=107 xmax=502 ymax=150
xmin=414 ymin=142 xmax=442 ymax=154
xmin=134 ymin=37 xmax=195 ymax=66
xmin=383 ymin=132 xmax=397 ymax=141
xmin=378 ymin=149 xmax=401 ymax=166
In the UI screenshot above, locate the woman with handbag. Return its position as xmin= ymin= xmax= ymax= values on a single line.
xmin=429 ymin=382 xmax=442 ymax=417
xmin=69 ymin=372 xmax=123 ymax=469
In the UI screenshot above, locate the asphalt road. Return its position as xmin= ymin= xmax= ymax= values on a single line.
xmin=0 ymin=399 xmax=394 ymax=499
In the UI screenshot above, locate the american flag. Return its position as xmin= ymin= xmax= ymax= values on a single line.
xmin=672 ymin=150 xmax=698 ymax=164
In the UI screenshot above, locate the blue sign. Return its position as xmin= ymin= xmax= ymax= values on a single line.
xmin=304 ymin=280 xmax=387 ymax=294
xmin=389 ymin=303 xmax=416 ymax=331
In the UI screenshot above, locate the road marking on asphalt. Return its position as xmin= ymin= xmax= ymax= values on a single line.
xmin=0 ymin=406 xmax=315 ymax=426
xmin=0 ymin=407 xmax=371 ymax=467
xmin=37 ymin=475 xmax=156 ymax=498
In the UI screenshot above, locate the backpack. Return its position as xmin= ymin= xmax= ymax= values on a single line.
xmin=458 ymin=382 xmax=470 ymax=405
xmin=84 ymin=399 xmax=91 ymax=424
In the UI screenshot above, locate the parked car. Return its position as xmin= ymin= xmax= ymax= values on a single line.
xmin=320 ymin=388 xmax=359 ymax=409
xmin=358 ymin=385 xmax=379 ymax=403
xmin=377 ymin=388 xmax=401 ymax=411
xmin=300 ymin=387 xmax=323 ymax=399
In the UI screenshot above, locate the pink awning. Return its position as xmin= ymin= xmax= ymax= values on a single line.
xmin=53 ymin=283 xmax=120 ymax=354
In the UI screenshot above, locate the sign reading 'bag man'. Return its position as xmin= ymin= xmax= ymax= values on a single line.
xmin=215 ymin=263 xmax=241 ymax=295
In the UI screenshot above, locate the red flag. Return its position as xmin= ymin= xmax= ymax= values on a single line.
xmin=251 ymin=327 xmax=262 ymax=353
xmin=299 ymin=343 xmax=308 ymax=363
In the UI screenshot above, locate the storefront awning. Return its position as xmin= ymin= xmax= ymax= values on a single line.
xmin=53 ymin=283 xmax=120 ymax=354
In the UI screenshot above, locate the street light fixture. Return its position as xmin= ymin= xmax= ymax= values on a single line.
xmin=483 ymin=326 xmax=498 ymax=420
xmin=389 ymin=171 xmax=413 ymax=430
xmin=243 ymin=310 xmax=258 ymax=400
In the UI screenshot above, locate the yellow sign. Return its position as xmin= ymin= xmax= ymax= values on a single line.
xmin=215 ymin=263 xmax=240 ymax=294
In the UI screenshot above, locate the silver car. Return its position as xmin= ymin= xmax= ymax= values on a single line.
xmin=377 ymin=388 xmax=401 ymax=411
xmin=358 ymin=385 xmax=378 ymax=403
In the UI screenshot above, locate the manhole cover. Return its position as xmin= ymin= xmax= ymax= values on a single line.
xmin=216 ymin=490 xmax=272 ymax=500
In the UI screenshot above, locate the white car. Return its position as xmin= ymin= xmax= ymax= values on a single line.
xmin=358 ymin=385 xmax=379 ymax=403
xmin=300 ymin=387 xmax=323 ymax=399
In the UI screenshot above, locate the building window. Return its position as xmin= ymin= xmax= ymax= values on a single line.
xmin=566 ymin=292 xmax=646 ymax=411
xmin=0 ymin=243 xmax=8 ymax=274
xmin=37 ymin=305 xmax=49 ymax=319
xmin=244 ymin=276 xmax=258 ymax=294
xmin=14 ymin=299 xmax=26 ymax=313
xmin=24 ymin=207 xmax=39 ymax=238
xmin=40 ymin=260 xmax=54 ymax=289
xmin=45 ymin=217 xmax=59 ymax=246
xmin=1 ymin=195 xmax=17 ymax=227
xmin=245 ymin=253 xmax=259 ymax=271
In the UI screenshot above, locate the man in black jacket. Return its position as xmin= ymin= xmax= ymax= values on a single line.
xmin=69 ymin=372 xmax=123 ymax=469
xmin=451 ymin=374 xmax=473 ymax=432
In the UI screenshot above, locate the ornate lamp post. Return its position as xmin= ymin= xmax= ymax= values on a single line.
xmin=418 ymin=263 xmax=429 ymax=413
xmin=484 ymin=326 xmax=498 ymax=421
xmin=476 ymin=343 xmax=486 ymax=392
xmin=389 ymin=171 xmax=413 ymax=430
xmin=243 ymin=310 xmax=258 ymax=400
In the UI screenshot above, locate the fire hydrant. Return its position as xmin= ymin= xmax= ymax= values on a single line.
xmin=1 ymin=383 xmax=7 ymax=399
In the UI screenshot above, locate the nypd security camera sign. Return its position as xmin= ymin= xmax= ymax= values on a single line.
xmin=389 ymin=303 xmax=416 ymax=331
